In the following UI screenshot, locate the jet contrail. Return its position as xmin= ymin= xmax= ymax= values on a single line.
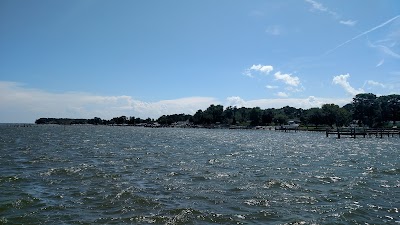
xmin=325 ymin=15 xmax=400 ymax=55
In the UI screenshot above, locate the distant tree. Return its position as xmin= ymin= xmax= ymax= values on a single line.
xmin=135 ymin=117 xmax=143 ymax=124
xmin=336 ymin=108 xmax=351 ymax=127
xmin=88 ymin=117 xmax=102 ymax=125
xmin=222 ymin=106 xmax=235 ymax=124
xmin=35 ymin=118 xmax=48 ymax=124
xmin=273 ymin=114 xmax=288 ymax=125
xmin=305 ymin=108 xmax=324 ymax=127
xmin=342 ymin=103 xmax=353 ymax=114
xmin=282 ymin=106 xmax=301 ymax=119
xmin=203 ymin=104 xmax=224 ymax=124
xmin=128 ymin=116 xmax=135 ymax=125
xmin=352 ymin=93 xmax=379 ymax=127
xmin=192 ymin=110 xmax=204 ymax=125
xmin=261 ymin=109 xmax=274 ymax=125
xmin=377 ymin=94 xmax=400 ymax=125
xmin=321 ymin=104 xmax=340 ymax=127
xmin=234 ymin=107 xmax=249 ymax=125
xmin=249 ymin=107 xmax=262 ymax=126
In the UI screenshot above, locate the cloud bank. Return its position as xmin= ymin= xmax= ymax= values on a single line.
xmin=225 ymin=96 xmax=350 ymax=109
xmin=1 ymin=81 xmax=353 ymax=123
xmin=0 ymin=82 xmax=219 ymax=123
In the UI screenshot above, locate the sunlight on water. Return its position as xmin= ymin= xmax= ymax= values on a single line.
xmin=0 ymin=125 xmax=399 ymax=224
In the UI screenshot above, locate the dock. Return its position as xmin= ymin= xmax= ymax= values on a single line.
xmin=326 ymin=128 xmax=400 ymax=139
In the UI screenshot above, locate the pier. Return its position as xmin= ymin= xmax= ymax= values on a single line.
xmin=326 ymin=128 xmax=400 ymax=139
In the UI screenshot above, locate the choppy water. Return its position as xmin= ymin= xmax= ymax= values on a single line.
xmin=1 ymin=125 xmax=399 ymax=224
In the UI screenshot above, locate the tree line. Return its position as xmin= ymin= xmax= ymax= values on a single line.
xmin=36 ymin=93 xmax=399 ymax=128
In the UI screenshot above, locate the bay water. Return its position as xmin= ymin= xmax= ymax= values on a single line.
xmin=1 ymin=125 xmax=399 ymax=224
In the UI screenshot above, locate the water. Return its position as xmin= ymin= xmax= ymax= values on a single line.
xmin=1 ymin=125 xmax=399 ymax=224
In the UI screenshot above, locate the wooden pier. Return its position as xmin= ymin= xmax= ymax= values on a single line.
xmin=326 ymin=128 xmax=400 ymax=139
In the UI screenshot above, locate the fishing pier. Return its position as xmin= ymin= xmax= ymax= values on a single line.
xmin=326 ymin=128 xmax=400 ymax=139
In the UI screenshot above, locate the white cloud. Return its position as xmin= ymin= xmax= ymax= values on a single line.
xmin=274 ymin=71 xmax=301 ymax=86
xmin=366 ymin=80 xmax=385 ymax=88
xmin=304 ymin=0 xmax=340 ymax=19
xmin=305 ymin=0 xmax=359 ymax=27
xmin=340 ymin=20 xmax=357 ymax=26
xmin=304 ymin=0 xmax=327 ymax=12
xmin=225 ymin=96 xmax=351 ymax=109
xmin=244 ymin=64 xmax=274 ymax=78
xmin=266 ymin=85 xmax=279 ymax=89
xmin=332 ymin=74 xmax=364 ymax=96
xmin=250 ymin=64 xmax=274 ymax=74
xmin=276 ymin=92 xmax=289 ymax=98
xmin=372 ymin=43 xmax=400 ymax=59
xmin=226 ymin=96 xmax=246 ymax=107
xmin=265 ymin=25 xmax=283 ymax=36
xmin=0 ymin=81 xmax=218 ymax=123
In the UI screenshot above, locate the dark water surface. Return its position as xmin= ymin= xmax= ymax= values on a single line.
xmin=1 ymin=125 xmax=399 ymax=224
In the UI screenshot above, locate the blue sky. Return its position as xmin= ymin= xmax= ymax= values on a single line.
xmin=1 ymin=0 xmax=399 ymax=122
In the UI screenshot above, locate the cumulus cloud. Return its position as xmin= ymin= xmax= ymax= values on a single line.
xmin=250 ymin=64 xmax=274 ymax=74
xmin=244 ymin=64 xmax=273 ymax=77
xmin=340 ymin=20 xmax=357 ymax=26
xmin=274 ymin=71 xmax=301 ymax=86
xmin=225 ymin=96 xmax=351 ymax=109
xmin=332 ymin=74 xmax=364 ymax=96
xmin=226 ymin=96 xmax=246 ymax=107
xmin=0 ymin=81 xmax=218 ymax=123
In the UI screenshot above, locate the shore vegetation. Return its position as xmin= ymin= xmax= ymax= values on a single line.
xmin=35 ymin=93 xmax=399 ymax=129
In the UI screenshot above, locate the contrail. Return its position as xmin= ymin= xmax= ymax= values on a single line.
xmin=325 ymin=15 xmax=400 ymax=55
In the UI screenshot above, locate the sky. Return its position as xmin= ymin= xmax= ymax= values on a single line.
xmin=1 ymin=0 xmax=400 ymax=123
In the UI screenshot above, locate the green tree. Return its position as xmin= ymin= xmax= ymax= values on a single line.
xmin=192 ymin=110 xmax=204 ymax=125
xmin=336 ymin=108 xmax=351 ymax=127
xmin=222 ymin=106 xmax=235 ymax=125
xmin=202 ymin=104 xmax=224 ymax=124
xmin=352 ymin=93 xmax=379 ymax=127
xmin=378 ymin=94 xmax=400 ymax=125
xmin=305 ymin=108 xmax=323 ymax=127
xmin=249 ymin=107 xmax=262 ymax=126
xmin=282 ymin=106 xmax=301 ymax=119
xmin=273 ymin=114 xmax=288 ymax=125
xmin=261 ymin=109 xmax=274 ymax=125
xmin=321 ymin=104 xmax=340 ymax=127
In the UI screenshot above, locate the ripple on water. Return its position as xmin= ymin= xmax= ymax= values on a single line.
xmin=1 ymin=126 xmax=399 ymax=224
